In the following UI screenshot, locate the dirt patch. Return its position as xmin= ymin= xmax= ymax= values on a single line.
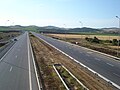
xmin=30 ymin=34 xmax=118 ymax=90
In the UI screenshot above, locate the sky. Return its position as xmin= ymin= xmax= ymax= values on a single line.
xmin=0 ymin=0 xmax=120 ymax=28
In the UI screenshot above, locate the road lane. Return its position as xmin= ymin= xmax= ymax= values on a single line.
xmin=0 ymin=32 xmax=39 ymax=90
xmin=32 ymin=32 xmax=120 ymax=89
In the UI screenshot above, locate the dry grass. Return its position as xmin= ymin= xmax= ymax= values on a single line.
xmin=47 ymin=34 xmax=119 ymax=40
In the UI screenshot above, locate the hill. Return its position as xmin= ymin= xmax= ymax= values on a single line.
xmin=0 ymin=25 xmax=119 ymax=34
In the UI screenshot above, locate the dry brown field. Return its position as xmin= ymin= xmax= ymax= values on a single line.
xmin=48 ymin=34 xmax=119 ymax=40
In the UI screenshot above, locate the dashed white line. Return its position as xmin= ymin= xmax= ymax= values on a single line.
xmin=113 ymin=73 xmax=120 ymax=78
xmin=15 ymin=55 xmax=18 ymax=58
xmin=86 ymin=54 xmax=90 ymax=57
xmin=87 ymin=52 xmax=93 ymax=54
xmin=9 ymin=67 xmax=13 ymax=72
xmin=79 ymin=51 xmax=82 ymax=53
xmin=95 ymin=58 xmax=101 ymax=61
xmin=107 ymin=63 xmax=114 ymax=67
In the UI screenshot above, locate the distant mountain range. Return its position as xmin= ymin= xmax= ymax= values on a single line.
xmin=102 ymin=28 xmax=120 ymax=34
xmin=0 ymin=25 xmax=119 ymax=34
xmin=36 ymin=26 xmax=102 ymax=33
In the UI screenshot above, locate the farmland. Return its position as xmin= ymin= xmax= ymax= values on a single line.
xmin=47 ymin=34 xmax=119 ymax=40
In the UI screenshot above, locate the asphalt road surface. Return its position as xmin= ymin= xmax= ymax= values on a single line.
xmin=32 ymin=32 xmax=120 ymax=89
xmin=0 ymin=32 xmax=39 ymax=90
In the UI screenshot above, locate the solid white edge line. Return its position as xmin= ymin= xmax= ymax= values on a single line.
xmin=9 ymin=66 xmax=13 ymax=72
xmin=0 ymin=42 xmax=16 ymax=62
xmin=0 ymin=33 xmax=23 ymax=62
xmin=62 ymin=65 xmax=89 ymax=90
xmin=33 ymin=33 xmax=120 ymax=90
xmin=107 ymin=63 xmax=114 ymax=67
xmin=48 ymin=35 xmax=120 ymax=61
xmin=29 ymin=33 xmax=41 ymax=90
xmin=66 ymin=41 xmax=120 ymax=61
xmin=53 ymin=65 xmax=69 ymax=90
xmin=27 ymin=32 xmax=32 ymax=90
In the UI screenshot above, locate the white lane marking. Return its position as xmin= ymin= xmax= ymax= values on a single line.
xmin=27 ymin=33 xmax=32 ymax=90
xmin=107 ymin=63 xmax=114 ymax=67
xmin=79 ymin=51 xmax=82 ymax=53
xmin=86 ymin=59 xmax=90 ymax=61
xmin=95 ymin=58 xmax=101 ymax=61
xmin=15 ymin=55 xmax=18 ymax=58
xmin=113 ymin=73 xmax=120 ymax=78
xmin=87 ymin=52 xmax=93 ymax=54
xmin=9 ymin=67 xmax=13 ymax=72
xmin=86 ymin=54 xmax=90 ymax=57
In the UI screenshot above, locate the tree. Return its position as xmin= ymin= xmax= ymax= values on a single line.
xmin=92 ymin=37 xmax=100 ymax=43
xmin=112 ymin=39 xmax=118 ymax=46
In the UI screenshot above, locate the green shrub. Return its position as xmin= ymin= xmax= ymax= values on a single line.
xmin=112 ymin=39 xmax=118 ymax=46
xmin=92 ymin=37 xmax=100 ymax=43
xmin=85 ymin=37 xmax=100 ymax=43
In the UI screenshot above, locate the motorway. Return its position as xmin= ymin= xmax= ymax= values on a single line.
xmin=32 ymin=32 xmax=120 ymax=89
xmin=0 ymin=32 xmax=39 ymax=90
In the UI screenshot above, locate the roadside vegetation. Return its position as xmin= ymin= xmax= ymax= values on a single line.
xmin=85 ymin=37 xmax=120 ymax=46
xmin=46 ymin=34 xmax=120 ymax=58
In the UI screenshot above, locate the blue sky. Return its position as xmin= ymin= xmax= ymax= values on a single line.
xmin=0 ymin=0 xmax=120 ymax=28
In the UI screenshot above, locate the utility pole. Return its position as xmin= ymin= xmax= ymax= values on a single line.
xmin=116 ymin=16 xmax=120 ymax=57
xmin=79 ymin=21 xmax=83 ymax=39
xmin=63 ymin=24 xmax=67 ymax=41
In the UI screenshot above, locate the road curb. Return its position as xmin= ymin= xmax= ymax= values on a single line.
xmin=28 ymin=33 xmax=42 ymax=90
